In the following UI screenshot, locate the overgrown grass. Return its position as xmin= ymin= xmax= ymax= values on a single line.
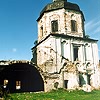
xmin=7 ymin=89 xmax=100 ymax=100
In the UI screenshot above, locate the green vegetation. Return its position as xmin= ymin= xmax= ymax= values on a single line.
xmin=5 ymin=89 xmax=100 ymax=100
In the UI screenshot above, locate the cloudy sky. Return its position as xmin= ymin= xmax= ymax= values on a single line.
xmin=0 ymin=0 xmax=100 ymax=60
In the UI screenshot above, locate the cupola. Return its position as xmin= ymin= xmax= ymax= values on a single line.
xmin=37 ymin=0 xmax=85 ymax=42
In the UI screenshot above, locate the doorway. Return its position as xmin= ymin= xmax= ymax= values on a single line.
xmin=64 ymin=80 xmax=68 ymax=89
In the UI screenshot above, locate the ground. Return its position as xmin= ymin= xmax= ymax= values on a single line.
xmin=5 ymin=89 xmax=100 ymax=100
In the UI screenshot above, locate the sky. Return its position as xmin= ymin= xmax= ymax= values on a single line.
xmin=0 ymin=0 xmax=100 ymax=60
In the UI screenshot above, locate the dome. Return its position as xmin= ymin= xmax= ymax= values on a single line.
xmin=37 ymin=0 xmax=83 ymax=21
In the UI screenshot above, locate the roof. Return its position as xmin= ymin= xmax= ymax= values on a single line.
xmin=37 ymin=1 xmax=85 ymax=21
xmin=0 ymin=60 xmax=30 ymax=65
xmin=32 ymin=33 xmax=98 ymax=50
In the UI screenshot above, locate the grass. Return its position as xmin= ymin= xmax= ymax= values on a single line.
xmin=6 ymin=89 xmax=100 ymax=100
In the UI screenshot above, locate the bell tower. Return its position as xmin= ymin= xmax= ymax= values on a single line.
xmin=32 ymin=0 xmax=100 ymax=92
xmin=37 ymin=0 xmax=85 ymax=42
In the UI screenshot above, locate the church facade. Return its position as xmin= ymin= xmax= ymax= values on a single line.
xmin=32 ymin=0 xmax=100 ymax=91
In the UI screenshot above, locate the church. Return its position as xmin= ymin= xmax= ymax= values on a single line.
xmin=32 ymin=0 xmax=100 ymax=91
xmin=0 ymin=0 xmax=100 ymax=93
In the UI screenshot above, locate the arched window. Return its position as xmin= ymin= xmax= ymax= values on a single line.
xmin=51 ymin=20 xmax=58 ymax=32
xmin=71 ymin=20 xmax=77 ymax=32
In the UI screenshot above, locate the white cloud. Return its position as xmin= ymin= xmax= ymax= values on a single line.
xmin=12 ymin=48 xmax=17 ymax=52
xmin=85 ymin=16 xmax=100 ymax=35
xmin=85 ymin=20 xmax=94 ymax=29
xmin=94 ymin=20 xmax=100 ymax=26
xmin=94 ymin=26 xmax=100 ymax=33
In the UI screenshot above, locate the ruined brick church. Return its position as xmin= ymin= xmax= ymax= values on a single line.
xmin=0 ymin=0 xmax=100 ymax=93
xmin=32 ymin=0 xmax=100 ymax=91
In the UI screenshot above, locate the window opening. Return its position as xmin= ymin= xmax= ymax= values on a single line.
xmin=40 ymin=26 xmax=43 ymax=36
xmin=16 ymin=81 xmax=21 ymax=90
xmin=61 ymin=41 xmax=65 ymax=57
xmin=73 ymin=46 xmax=78 ymax=61
xmin=51 ymin=20 xmax=58 ymax=32
xmin=4 ymin=79 xmax=8 ymax=88
xmin=71 ymin=20 xmax=77 ymax=32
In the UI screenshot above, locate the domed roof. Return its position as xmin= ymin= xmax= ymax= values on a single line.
xmin=37 ymin=0 xmax=84 ymax=21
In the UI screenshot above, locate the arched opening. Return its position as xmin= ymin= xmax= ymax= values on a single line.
xmin=0 ymin=63 xmax=44 ymax=93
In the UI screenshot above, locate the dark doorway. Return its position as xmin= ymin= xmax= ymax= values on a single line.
xmin=0 ymin=63 xmax=44 ymax=93
xmin=79 ymin=73 xmax=86 ymax=86
xmin=87 ymin=74 xmax=91 ymax=85
xmin=64 ymin=80 xmax=68 ymax=89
